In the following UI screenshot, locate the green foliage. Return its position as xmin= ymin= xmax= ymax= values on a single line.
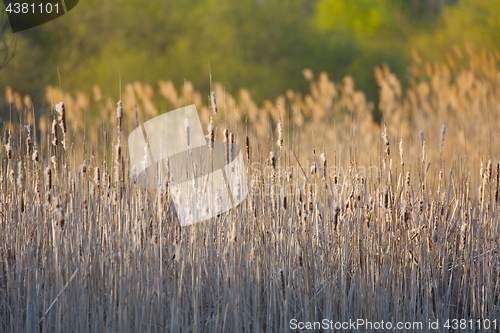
xmin=1 ymin=0 xmax=336 ymax=106
xmin=0 ymin=0 xmax=499 ymax=120
xmin=411 ymin=0 xmax=500 ymax=59
xmin=316 ymin=0 xmax=396 ymax=36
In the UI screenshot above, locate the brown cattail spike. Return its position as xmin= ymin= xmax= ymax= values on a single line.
xmin=495 ymin=162 xmax=499 ymax=203
xmin=210 ymin=91 xmax=218 ymax=114
xmin=382 ymin=125 xmax=390 ymax=156
xmin=399 ymin=138 xmax=404 ymax=167
xmin=276 ymin=122 xmax=283 ymax=149
xmin=32 ymin=148 xmax=39 ymax=164
xmin=55 ymin=102 xmax=67 ymax=150
xmin=245 ymin=135 xmax=250 ymax=164
xmin=229 ymin=132 xmax=235 ymax=163
xmin=116 ymin=100 xmax=123 ymax=135
xmin=268 ymin=151 xmax=276 ymax=170
xmin=94 ymin=167 xmax=100 ymax=192
xmin=207 ymin=117 xmax=214 ymax=151
xmin=44 ymin=167 xmax=52 ymax=191
xmin=320 ymin=152 xmax=327 ymax=179
xmin=51 ymin=118 xmax=58 ymax=147
xmin=5 ymin=131 xmax=12 ymax=160
xmin=25 ymin=125 xmax=31 ymax=157
xmin=223 ymin=129 xmax=229 ymax=164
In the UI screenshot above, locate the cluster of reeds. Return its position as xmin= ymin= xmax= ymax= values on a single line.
xmin=0 ymin=47 xmax=499 ymax=332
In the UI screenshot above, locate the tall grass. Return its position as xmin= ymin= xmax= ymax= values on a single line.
xmin=0 ymin=47 xmax=499 ymax=332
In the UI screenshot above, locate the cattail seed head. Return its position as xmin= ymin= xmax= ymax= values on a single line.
xmin=307 ymin=182 xmax=313 ymax=211
xmin=115 ymin=143 xmax=122 ymax=165
xmin=276 ymin=122 xmax=283 ymax=148
xmin=310 ymin=150 xmax=317 ymax=175
xmin=44 ymin=167 xmax=52 ymax=190
xmin=382 ymin=186 xmax=389 ymax=209
xmin=25 ymin=125 xmax=31 ymax=157
xmin=494 ymin=162 xmax=500 ymax=202
xmin=51 ymin=156 xmax=58 ymax=172
xmin=55 ymin=102 xmax=67 ymax=150
xmin=310 ymin=163 xmax=316 ymax=175
xmin=116 ymin=100 xmax=123 ymax=134
xmin=486 ymin=159 xmax=492 ymax=181
xmin=320 ymin=152 xmax=327 ymax=178
xmin=245 ymin=135 xmax=250 ymax=164
xmin=207 ymin=117 xmax=214 ymax=150
xmin=114 ymin=143 xmax=122 ymax=181
xmin=332 ymin=202 xmax=340 ymax=230
xmin=80 ymin=163 xmax=87 ymax=175
xmin=8 ymin=168 xmax=14 ymax=185
xmin=94 ymin=167 xmax=100 ymax=191
xmin=422 ymin=140 xmax=426 ymax=163
xmin=32 ymin=148 xmax=39 ymax=164
xmin=279 ymin=269 xmax=285 ymax=299
xmin=5 ymin=138 xmax=12 ymax=161
xmin=382 ymin=125 xmax=390 ymax=156
xmin=228 ymin=132 xmax=235 ymax=164
xmin=223 ymin=128 xmax=229 ymax=164
xmin=210 ymin=91 xmax=218 ymax=114
xmin=55 ymin=102 xmax=66 ymax=134
xmin=51 ymin=118 xmax=58 ymax=147
xmin=268 ymin=151 xmax=275 ymax=170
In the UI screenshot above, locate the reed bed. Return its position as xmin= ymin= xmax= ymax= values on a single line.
xmin=0 ymin=47 xmax=499 ymax=332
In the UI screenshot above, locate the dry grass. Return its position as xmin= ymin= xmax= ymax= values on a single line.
xmin=1 ymin=47 xmax=499 ymax=332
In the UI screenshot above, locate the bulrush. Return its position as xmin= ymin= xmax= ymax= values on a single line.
xmin=32 ymin=145 xmax=39 ymax=164
xmin=55 ymin=102 xmax=67 ymax=150
xmin=94 ymin=167 xmax=100 ymax=192
xmin=276 ymin=121 xmax=283 ymax=149
xmin=5 ymin=131 xmax=12 ymax=161
xmin=399 ymin=138 xmax=404 ymax=168
xmin=44 ymin=167 xmax=52 ymax=190
xmin=115 ymin=101 xmax=123 ymax=183
xmin=25 ymin=125 xmax=31 ymax=158
xmin=51 ymin=118 xmax=58 ymax=147
xmin=1 ymin=51 xmax=499 ymax=332
xmin=207 ymin=116 xmax=214 ymax=151
xmin=268 ymin=150 xmax=276 ymax=211
xmin=223 ymin=128 xmax=229 ymax=165
xmin=382 ymin=125 xmax=390 ymax=156
xmin=245 ymin=135 xmax=250 ymax=164
xmin=320 ymin=152 xmax=327 ymax=180
xmin=495 ymin=162 xmax=499 ymax=203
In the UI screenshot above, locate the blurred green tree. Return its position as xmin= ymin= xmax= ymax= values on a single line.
xmin=1 ymin=0 xmax=340 ymax=106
